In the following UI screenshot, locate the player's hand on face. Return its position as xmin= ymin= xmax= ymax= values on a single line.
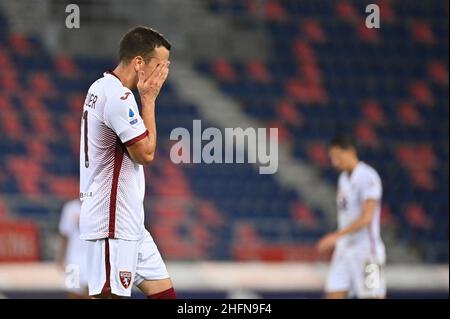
xmin=316 ymin=232 xmax=339 ymax=253
xmin=137 ymin=61 xmax=170 ymax=102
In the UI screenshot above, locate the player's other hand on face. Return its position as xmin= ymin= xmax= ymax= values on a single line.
xmin=316 ymin=232 xmax=340 ymax=254
xmin=137 ymin=61 xmax=170 ymax=102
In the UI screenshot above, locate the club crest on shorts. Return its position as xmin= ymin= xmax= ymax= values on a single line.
xmin=119 ymin=271 xmax=132 ymax=289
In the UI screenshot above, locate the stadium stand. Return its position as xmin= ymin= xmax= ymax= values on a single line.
xmin=0 ymin=0 xmax=448 ymax=263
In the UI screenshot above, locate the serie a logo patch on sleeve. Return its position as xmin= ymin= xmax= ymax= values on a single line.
xmin=129 ymin=108 xmax=138 ymax=125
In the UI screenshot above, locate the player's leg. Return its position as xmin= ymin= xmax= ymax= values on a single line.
xmin=135 ymin=231 xmax=176 ymax=299
xmin=108 ymin=238 xmax=140 ymax=298
xmin=85 ymin=239 xmax=110 ymax=298
xmin=324 ymin=251 xmax=350 ymax=299
xmin=351 ymin=251 xmax=386 ymax=299
xmin=69 ymin=257 xmax=90 ymax=299
xmin=66 ymin=285 xmax=90 ymax=299
xmin=87 ymin=238 xmax=138 ymax=298
xmin=325 ymin=291 xmax=348 ymax=299
xmin=137 ymin=278 xmax=175 ymax=298
xmin=64 ymin=266 xmax=90 ymax=299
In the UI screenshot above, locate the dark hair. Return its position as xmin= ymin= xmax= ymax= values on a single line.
xmin=119 ymin=26 xmax=171 ymax=63
xmin=330 ymin=135 xmax=357 ymax=150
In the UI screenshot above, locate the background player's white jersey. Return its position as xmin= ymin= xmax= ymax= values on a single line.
xmin=336 ymin=161 xmax=386 ymax=263
xmin=79 ymin=71 xmax=148 ymax=240
xmin=59 ymin=199 xmax=88 ymax=269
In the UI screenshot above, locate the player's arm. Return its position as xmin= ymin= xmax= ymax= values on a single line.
xmin=126 ymin=62 xmax=169 ymax=165
xmin=336 ymin=199 xmax=377 ymax=237
xmin=317 ymin=199 xmax=377 ymax=253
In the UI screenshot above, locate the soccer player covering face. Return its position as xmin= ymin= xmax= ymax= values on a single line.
xmin=79 ymin=26 xmax=175 ymax=299
xmin=317 ymin=136 xmax=386 ymax=299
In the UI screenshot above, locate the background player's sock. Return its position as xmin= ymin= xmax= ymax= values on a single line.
xmin=147 ymin=287 xmax=176 ymax=299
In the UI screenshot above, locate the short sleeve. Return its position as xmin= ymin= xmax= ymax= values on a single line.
xmin=104 ymin=92 xmax=148 ymax=146
xmin=359 ymin=171 xmax=382 ymax=201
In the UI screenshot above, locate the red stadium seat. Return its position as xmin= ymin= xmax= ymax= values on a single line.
xmin=410 ymin=169 xmax=435 ymax=190
xmin=300 ymin=64 xmax=323 ymax=85
xmin=153 ymin=163 xmax=193 ymax=197
xmin=152 ymin=203 xmax=187 ymax=222
xmin=232 ymin=244 xmax=321 ymax=262
xmin=427 ymin=61 xmax=448 ymax=85
xmin=28 ymin=72 xmax=56 ymax=97
xmin=415 ymin=145 xmax=438 ymax=170
xmin=235 ymin=222 xmax=262 ymax=243
xmin=33 ymin=113 xmax=54 ymax=136
xmin=22 ymin=94 xmax=45 ymax=112
xmin=0 ymin=49 xmax=14 ymax=70
xmin=62 ymin=115 xmax=80 ymax=136
xmin=378 ymin=0 xmax=396 ymax=23
xmin=150 ymin=226 xmax=200 ymax=259
xmin=0 ymin=96 xmax=12 ymax=111
xmin=286 ymin=79 xmax=327 ymax=104
xmin=1 ymin=109 xmax=23 ymax=138
xmin=0 ymin=49 xmax=9 ymax=65
xmin=26 ymin=140 xmax=50 ymax=159
xmin=355 ymin=122 xmax=379 ymax=147
xmin=306 ymin=142 xmax=329 ymax=168
xmin=264 ymin=0 xmax=287 ymax=22
xmin=396 ymin=145 xmax=437 ymax=189
xmin=411 ymin=21 xmax=435 ymax=44
xmin=361 ymin=100 xmax=386 ymax=125
xmin=405 ymin=203 xmax=432 ymax=229
xmin=191 ymin=225 xmax=216 ymax=248
xmin=0 ymin=72 xmax=21 ymax=94
xmin=197 ymin=200 xmax=225 ymax=227
xmin=68 ymin=93 xmax=85 ymax=113
xmin=397 ymin=145 xmax=437 ymax=171
xmin=9 ymin=33 xmax=32 ymax=54
xmin=246 ymin=60 xmax=271 ymax=84
xmin=8 ymin=157 xmax=43 ymax=179
xmin=151 ymin=224 xmax=179 ymax=239
xmin=277 ymin=100 xmax=303 ymax=125
xmin=357 ymin=24 xmax=380 ymax=43
xmin=292 ymin=40 xmax=316 ymax=64
xmin=267 ymin=119 xmax=292 ymax=143
xmin=17 ymin=178 xmax=41 ymax=197
xmin=7 ymin=157 xmax=43 ymax=197
xmin=54 ymin=54 xmax=79 ymax=78
xmin=409 ymin=81 xmax=434 ymax=106
xmin=291 ymin=202 xmax=318 ymax=228
xmin=161 ymin=243 xmax=205 ymax=259
xmin=380 ymin=204 xmax=396 ymax=228
xmin=336 ymin=1 xmax=359 ymax=23
xmin=397 ymin=101 xmax=422 ymax=126
xmin=47 ymin=177 xmax=79 ymax=199
xmin=301 ymin=20 xmax=327 ymax=43
xmin=212 ymin=58 xmax=237 ymax=82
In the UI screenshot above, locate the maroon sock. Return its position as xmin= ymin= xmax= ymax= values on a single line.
xmin=147 ymin=287 xmax=176 ymax=299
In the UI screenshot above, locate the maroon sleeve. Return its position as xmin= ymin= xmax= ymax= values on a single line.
xmin=124 ymin=130 xmax=149 ymax=146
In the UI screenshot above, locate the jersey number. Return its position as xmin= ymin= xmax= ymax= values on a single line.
xmin=83 ymin=110 xmax=89 ymax=168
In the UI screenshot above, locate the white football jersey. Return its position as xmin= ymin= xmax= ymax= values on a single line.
xmin=79 ymin=71 xmax=148 ymax=240
xmin=59 ymin=199 xmax=88 ymax=267
xmin=335 ymin=162 xmax=386 ymax=263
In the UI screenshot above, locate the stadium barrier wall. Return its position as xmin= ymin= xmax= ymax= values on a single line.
xmin=0 ymin=262 xmax=447 ymax=294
